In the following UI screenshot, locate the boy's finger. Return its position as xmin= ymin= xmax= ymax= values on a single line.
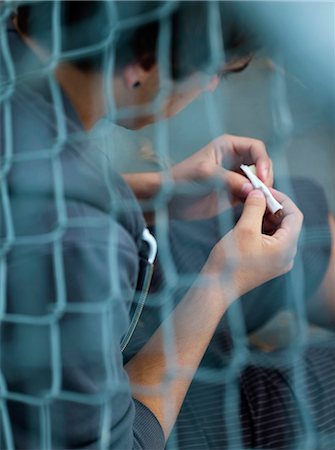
xmin=237 ymin=189 xmax=267 ymax=233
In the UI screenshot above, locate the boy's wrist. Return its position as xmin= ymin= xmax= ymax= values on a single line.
xmin=123 ymin=172 xmax=163 ymax=199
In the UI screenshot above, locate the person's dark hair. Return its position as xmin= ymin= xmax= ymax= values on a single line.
xmin=16 ymin=1 xmax=258 ymax=80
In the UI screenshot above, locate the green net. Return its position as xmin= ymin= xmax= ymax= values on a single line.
xmin=1 ymin=1 xmax=335 ymax=449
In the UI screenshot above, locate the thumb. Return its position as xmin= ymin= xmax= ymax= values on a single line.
xmin=237 ymin=189 xmax=266 ymax=232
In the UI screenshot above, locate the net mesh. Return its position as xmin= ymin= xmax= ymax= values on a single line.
xmin=0 ymin=1 xmax=334 ymax=449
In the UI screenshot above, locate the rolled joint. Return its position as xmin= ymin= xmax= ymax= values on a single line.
xmin=240 ymin=164 xmax=283 ymax=215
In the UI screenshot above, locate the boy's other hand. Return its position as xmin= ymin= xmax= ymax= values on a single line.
xmin=170 ymin=134 xmax=273 ymax=220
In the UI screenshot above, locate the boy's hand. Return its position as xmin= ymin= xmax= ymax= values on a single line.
xmin=170 ymin=134 xmax=273 ymax=220
xmin=205 ymin=188 xmax=303 ymax=298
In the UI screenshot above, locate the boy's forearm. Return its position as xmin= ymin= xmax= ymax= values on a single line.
xmin=125 ymin=265 xmax=236 ymax=440
xmin=122 ymin=172 xmax=162 ymax=200
xmin=122 ymin=172 xmax=162 ymax=224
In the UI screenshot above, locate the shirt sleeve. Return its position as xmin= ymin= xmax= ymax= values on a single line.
xmin=133 ymin=400 xmax=166 ymax=450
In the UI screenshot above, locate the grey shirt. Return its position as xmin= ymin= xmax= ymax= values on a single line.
xmin=0 ymin=21 xmax=164 ymax=449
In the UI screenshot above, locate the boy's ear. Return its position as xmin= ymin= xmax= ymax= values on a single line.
xmin=122 ymin=63 xmax=152 ymax=88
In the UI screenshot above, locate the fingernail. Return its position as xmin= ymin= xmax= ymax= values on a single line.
xmin=248 ymin=189 xmax=264 ymax=198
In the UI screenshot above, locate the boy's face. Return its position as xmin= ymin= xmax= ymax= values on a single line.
xmin=114 ymin=55 xmax=252 ymax=130
xmin=112 ymin=67 xmax=216 ymax=129
xmin=161 ymin=73 xmax=220 ymax=119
